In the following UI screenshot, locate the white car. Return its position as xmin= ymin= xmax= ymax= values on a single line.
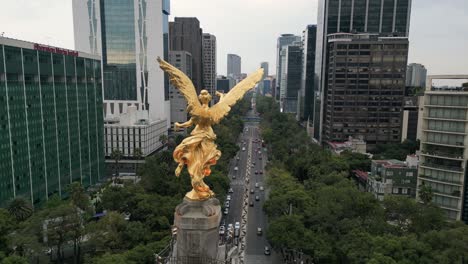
xmin=242 ymin=147 xmax=246 ymax=151
xmin=227 ymin=195 xmax=231 ymax=201
xmin=223 ymin=208 xmax=228 ymax=215
xmin=225 ymin=200 xmax=230 ymax=208
xmin=234 ymin=166 xmax=239 ymax=171
xmin=235 ymin=222 xmax=240 ymax=229
xmin=219 ymin=226 xmax=225 ymax=235
xmin=255 ymin=182 xmax=259 ymax=188
xmin=260 ymin=186 xmax=264 ymax=191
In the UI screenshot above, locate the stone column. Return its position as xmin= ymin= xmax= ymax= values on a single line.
xmin=174 ymin=197 xmax=221 ymax=263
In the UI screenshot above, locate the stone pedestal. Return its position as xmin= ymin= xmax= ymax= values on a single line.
xmin=174 ymin=197 xmax=221 ymax=263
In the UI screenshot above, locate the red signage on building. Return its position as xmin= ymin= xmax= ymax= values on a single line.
xmin=33 ymin=43 xmax=79 ymax=57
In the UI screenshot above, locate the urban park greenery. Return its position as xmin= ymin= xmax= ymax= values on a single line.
xmin=256 ymin=95 xmax=468 ymax=264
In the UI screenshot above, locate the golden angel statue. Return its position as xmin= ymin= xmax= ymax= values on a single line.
xmin=157 ymin=57 xmax=263 ymax=201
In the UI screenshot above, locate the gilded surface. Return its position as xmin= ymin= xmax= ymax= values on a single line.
xmin=157 ymin=57 xmax=263 ymax=200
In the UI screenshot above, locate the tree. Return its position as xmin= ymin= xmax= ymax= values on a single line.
xmin=0 ymin=209 xmax=16 ymax=257
xmin=1 ymin=255 xmax=29 ymax=264
xmin=7 ymin=197 xmax=33 ymax=222
xmin=133 ymin=148 xmax=143 ymax=183
xmin=110 ymin=149 xmax=123 ymax=182
xmin=418 ymin=184 xmax=433 ymax=205
xmin=67 ymin=182 xmax=90 ymax=211
xmin=159 ymin=134 xmax=168 ymax=147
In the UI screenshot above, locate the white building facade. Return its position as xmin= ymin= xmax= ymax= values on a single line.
xmin=169 ymin=51 xmax=192 ymax=132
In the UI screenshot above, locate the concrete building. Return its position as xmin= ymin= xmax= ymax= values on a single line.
xmin=417 ymin=75 xmax=468 ymax=222
xmin=322 ymin=34 xmax=409 ymax=150
xmin=169 ymin=51 xmax=192 ymax=132
xmin=202 ymin=34 xmax=216 ymax=98
xmin=326 ymin=136 xmax=367 ymax=155
xmin=280 ymin=43 xmax=302 ymax=113
xmin=169 ymin=17 xmax=203 ymax=90
xmin=406 ymin=63 xmax=427 ymax=88
xmin=227 ymin=54 xmax=241 ymax=79
xmin=0 ymin=37 xmax=104 ymax=206
xmin=314 ymin=0 xmax=412 ymax=141
xmin=298 ymin=25 xmax=317 ymax=121
xmin=104 ymin=107 xmax=166 ymax=158
xmin=275 ymin=34 xmax=301 ymax=101
xmin=368 ymin=157 xmax=418 ymax=201
xmin=73 ymin=0 xmax=171 ymax=123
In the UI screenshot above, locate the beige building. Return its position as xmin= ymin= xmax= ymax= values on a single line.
xmin=416 ymin=75 xmax=468 ymax=222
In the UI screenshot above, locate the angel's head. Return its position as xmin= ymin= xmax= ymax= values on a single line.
xmin=198 ymin=89 xmax=212 ymax=105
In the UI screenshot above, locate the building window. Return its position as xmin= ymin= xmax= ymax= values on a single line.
xmin=402 ymin=188 xmax=408 ymax=194
xmin=393 ymin=188 xmax=399 ymax=194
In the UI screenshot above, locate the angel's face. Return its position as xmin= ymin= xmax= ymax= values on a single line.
xmin=199 ymin=89 xmax=212 ymax=104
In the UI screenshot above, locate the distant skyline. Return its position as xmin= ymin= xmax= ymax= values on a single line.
xmin=0 ymin=0 xmax=467 ymax=77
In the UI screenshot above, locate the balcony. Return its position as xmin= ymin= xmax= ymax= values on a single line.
xmin=421 ymin=141 xmax=465 ymax=148
xmin=419 ymin=151 xmax=464 ymax=161
xmin=424 ymin=104 xmax=468 ymax=109
xmin=423 ymin=116 xmax=467 ymax=122
xmin=422 ymin=129 xmax=467 ymax=136
xmin=420 ymin=162 xmax=464 ymax=173
xmin=418 ymin=174 xmax=462 ymax=186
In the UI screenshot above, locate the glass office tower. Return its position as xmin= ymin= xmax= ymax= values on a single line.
xmin=0 ymin=37 xmax=104 ymax=207
xmin=314 ymin=0 xmax=412 ymax=141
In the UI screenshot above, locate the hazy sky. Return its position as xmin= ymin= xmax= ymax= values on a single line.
xmin=0 ymin=0 xmax=467 ymax=76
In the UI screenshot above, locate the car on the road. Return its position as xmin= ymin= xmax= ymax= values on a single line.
xmin=259 ymin=156 xmax=262 ymax=160
xmin=255 ymin=195 xmax=260 ymax=201
xmin=233 ymin=175 xmax=236 ymax=179
xmin=227 ymin=195 xmax=231 ymax=201
xmin=242 ymin=147 xmax=246 ymax=151
xmin=249 ymin=201 xmax=254 ymax=207
xmin=235 ymin=222 xmax=240 ymax=229
xmin=225 ymin=201 xmax=230 ymax=208
xmin=223 ymin=208 xmax=228 ymax=215
xmin=252 ymin=161 xmax=256 ymax=165
xmin=260 ymin=186 xmax=264 ymax=191
xmin=254 ymin=170 xmax=258 ymax=174
xmin=255 ymin=182 xmax=259 ymax=188
xmin=228 ymin=223 xmax=233 ymax=231
xmin=257 ymin=227 xmax=262 ymax=235
xmin=219 ymin=226 xmax=225 ymax=235
xmin=234 ymin=166 xmax=238 ymax=171
xmin=236 ymin=156 xmax=240 ymax=160
xmin=228 ymin=188 xmax=234 ymax=193
xmin=259 ymin=170 xmax=263 ymax=174
xmin=264 ymin=246 xmax=271 ymax=255
xmin=250 ymin=189 xmax=254 ymax=194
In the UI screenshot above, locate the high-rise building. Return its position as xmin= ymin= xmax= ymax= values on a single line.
xmin=260 ymin=62 xmax=269 ymax=77
xmin=298 ymin=25 xmax=317 ymax=121
xmin=169 ymin=51 xmax=192 ymax=131
xmin=216 ymin=75 xmax=235 ymax=93
xmin=202 ymin=34 xmax=216 ymax=98
xmin=314 ymin=0 xmax=412 ymax=141
xmin=406 ymin=63 xmax=427 ymax=88
xmin=416 ymin=75 xmax=468 ymax=222
xmin=73 ymin=0 xmax=170 ymax=123
xmin=280 ymin=43 xmax=302 ymax=113
xmin=169 ymin=17 xmax=203 ymax=90
xmin=322 ymin=34 xmax=409 ymax=149
xmin=275 ymin=34 xmax=301 ymax=101
xmin=0 ymin=37 xmax=104 ymax=206
xmin=401 ymin=96 xmax=420 ymax=142
xmin=227 ymin=54 xmax=241 ymax=78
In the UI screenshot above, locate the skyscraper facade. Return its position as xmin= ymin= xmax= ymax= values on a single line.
xmin=260 ymin=62 xmax=269 ymax=77
xmin=416 ymin=75 xmax=468 ymax=223
xmin=298 ymin=25 xmax=317 ymax=121
xmin=322 ymin=34 xmax=409 ymax=148
xmin=169 ymin=17 xmax=203 ymax=90
xmin=280 ymin=44 xmax=302 ymax=113
xmin=314 ymin=0 xmax=412 ymax=141
xmin=202 ymin=34 xmax=216 ymax=97
xmin=0 ymin=37 xmax=104 ymax=206
xmin=406 ymin=63 xmax=427 ymax=88
xmin=73 ymin=0 xmax=170 ymax=122
xmin=227 ymin=54 xmax=241 ymax=78
xmin=275 ymin=34 xmax=301 ymax=101
xmin=169 ymin=51 xmax=192 ymax=130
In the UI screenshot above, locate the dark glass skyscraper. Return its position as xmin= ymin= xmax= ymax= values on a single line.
xmin=298 ymin=25 xmax=317 ymax=121
xmin=314 ymin=0 xmax=412 ymax=141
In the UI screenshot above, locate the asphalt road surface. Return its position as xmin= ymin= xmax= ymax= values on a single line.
xmin=222 ymin=96 xmax=282 ymax=263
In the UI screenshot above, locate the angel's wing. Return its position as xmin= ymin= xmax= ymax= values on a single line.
xmin=157 ymin=57 xmax=201 ymax=114
xmin=209 ymin=68 xmax=264 ymax=123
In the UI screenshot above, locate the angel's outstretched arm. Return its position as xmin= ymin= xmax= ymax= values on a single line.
xmin=175 ymin=118 xmax=194 ymax=130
